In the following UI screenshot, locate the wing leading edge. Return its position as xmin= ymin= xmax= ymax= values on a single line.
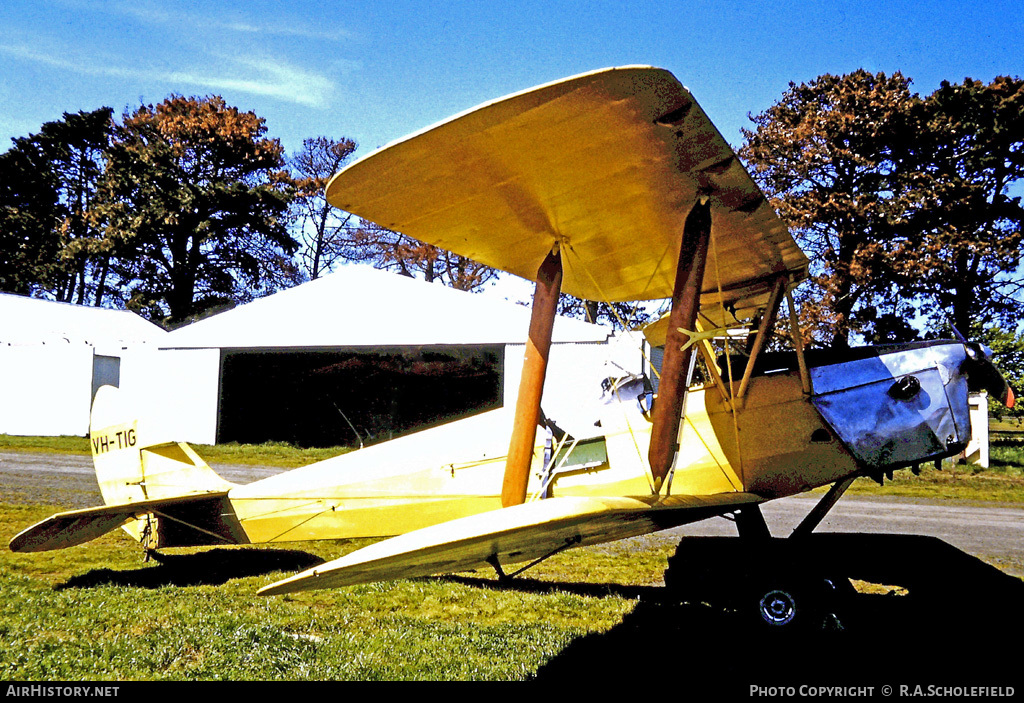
xmin=325 ymin=66 xmax=807 ymax=308
xmin=258 ymin=492 xmax=763 ymax=595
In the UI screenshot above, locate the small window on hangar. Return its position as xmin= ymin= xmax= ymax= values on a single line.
xmin=217 ymin=346 xmax=503 ymax=448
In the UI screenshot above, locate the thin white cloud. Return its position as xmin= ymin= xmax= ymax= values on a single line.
xmin=0 ymin=40 xmax=336 ymax=108
xmin=221 ymin=20 xmax=354 ymax=43
xmin=60 ymin=0 xmax=354 ymax=44
xmin=176 ymin=57 xmax=337 ymax=107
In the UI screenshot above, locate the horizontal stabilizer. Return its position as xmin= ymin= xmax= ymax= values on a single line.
xmin=9 ymin=491 xmax=231 ymax=553
xmin=258 ymin=492 xmax=762 ymax=595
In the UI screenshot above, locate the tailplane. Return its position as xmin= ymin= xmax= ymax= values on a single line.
xmin=9 ymin=386 xmax=244 ymax=553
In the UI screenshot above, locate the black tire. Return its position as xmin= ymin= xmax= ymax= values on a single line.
xmin=663 ymin=537 xmax=854 ymax=631
xmin=819 ymin=574 xmax=856 ymax=630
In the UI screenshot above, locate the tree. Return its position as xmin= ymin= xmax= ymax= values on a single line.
xmin=742 ymin=71 xmax=1024 ymax=347
xmin=979 ymin=325 xmax=1024 ymax=420
xmin=0 ymin=108 xmax=114 ymax=303
xmin=289 ymin=136 xmax=359 ymax=280
xmin=93 ymin=95 xmax=300 ymax=324
xmin=0 ymin=139 xmax=61 ymax=296
xmin=892 ymin=76 xmax=1024 ymax=335
xmin=556 ymin=295 xmax=657 ymax=331
xmin=740 ymin=70 xmax=923 ymax=348
xmin=288 ymin=136 xmax=498 ymax=292
xmin=344 ymin=220 xmax=498 ymax=291
xmin=42 ymin=108 xmax=117 ymax=306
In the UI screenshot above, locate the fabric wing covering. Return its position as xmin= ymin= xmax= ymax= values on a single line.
xmin=325 ymin=66 xmax=807 ymax=319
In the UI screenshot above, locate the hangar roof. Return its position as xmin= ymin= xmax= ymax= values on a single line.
xmin=163 ymin=266 xmax=612 ymax=349
xmin=0 ymin=292 xmax=167 ymax=347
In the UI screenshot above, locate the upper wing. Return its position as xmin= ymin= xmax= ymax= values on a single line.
xmin=258 ymin=492 xmax=762 ymax=595
xmin=325 ymin=66 xmax=806 ymax=306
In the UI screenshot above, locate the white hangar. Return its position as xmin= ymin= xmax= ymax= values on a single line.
xmin=0 ymin=292 xmax=166 ymax=437
xmin=120 ymin=266 xmax=625 ymax=448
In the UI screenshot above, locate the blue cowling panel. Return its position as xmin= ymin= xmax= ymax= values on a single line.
xmin=809 ymin=342 xmax=971 ymax=470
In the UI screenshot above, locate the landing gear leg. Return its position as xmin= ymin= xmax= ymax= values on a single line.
xmin=665 ymin=497 xmax=855 ymax=631
xmin=791 ymin=475 xmax=856 ymax=539
xmin=736 ymin=505 xmax=771 ymax=541
xmin=486 ymin=554 xmax=510 ymax=582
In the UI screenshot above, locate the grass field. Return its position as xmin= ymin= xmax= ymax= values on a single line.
xmin=1 ymin=427 xmax=1022 ymax=682
xmin=0 ymin=502 xmax=666 ymax=681
xmin=836 ymin=421 xmax=1024 ymax=502
xmin=3 ymin=499 xmax=1022 ymax=683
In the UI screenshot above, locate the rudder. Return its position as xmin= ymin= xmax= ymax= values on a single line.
xmin=91 ymin=385 xmax=234 ymax=504
xmin=90 ymin=385 xmax=238 ymax=548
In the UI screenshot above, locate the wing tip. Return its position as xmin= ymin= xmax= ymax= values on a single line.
xmin=8 ymin=532 xmax=35 ymax=553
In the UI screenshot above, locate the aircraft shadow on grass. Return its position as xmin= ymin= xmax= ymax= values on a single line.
xmin=51 ymin=532 xmax=1021 ymax=683
xmin=456 ymin=533 xmax=1022 ymax=683
xmin=56 ymin=548 xmax=324 ymax=590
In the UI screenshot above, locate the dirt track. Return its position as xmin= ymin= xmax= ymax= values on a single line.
xmin=0 ymin=450 xmax=283 ymax=508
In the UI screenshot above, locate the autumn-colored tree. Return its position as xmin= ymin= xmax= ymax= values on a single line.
xmin=289 ymin=136 xmax=359 ymax=280
xmin=93 ymin=96 xmax=300 ymax=324
xmin=740 ymin=70 xmax=922 ymax=348
xmin=743 ymin=71 xmax=1024 ymax=347
xmin=892 ymin=76 xmax=1024 ymax=335
xmin=345 ymin=220 xmax=497 ymax=291
xmin=0 ymin=108 xmax=114 ymax=303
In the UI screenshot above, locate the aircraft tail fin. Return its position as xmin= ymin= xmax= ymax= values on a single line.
xmin=89 ymin=385 xmax=235 ymax=507
xmin=74 ymin=385 xmax=244 ymax=549
xmin=10 ymin=388 xmax=246 ymax=554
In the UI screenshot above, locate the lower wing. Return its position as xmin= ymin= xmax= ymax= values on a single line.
xmin=258 ymin=492 xmax=763 ymax=595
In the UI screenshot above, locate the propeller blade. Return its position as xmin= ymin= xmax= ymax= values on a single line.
xmin=963 ymin=345 xmax=1015 ymax=408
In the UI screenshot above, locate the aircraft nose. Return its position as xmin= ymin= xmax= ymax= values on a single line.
xmin=962 ymin=344 xmax=1015 ymax=408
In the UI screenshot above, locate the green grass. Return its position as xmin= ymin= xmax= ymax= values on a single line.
xmin=832 ymin=430 xmax=1024 ymax=502
xmin=0 ymin=435 xmax=351 ymax=468
xmin=2 ymin=430 xmax=1022 ymax=680
xmin=840 ymin=465 xmax=1024 ymax=502
xmin=0 ymin=502 xmax=654 ymax=681
xmin=0 ymin=434 xmax=92 ymax=455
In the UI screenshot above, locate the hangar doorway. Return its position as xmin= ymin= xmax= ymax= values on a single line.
xmin=217 ymin=346 xmax=503 ymax=448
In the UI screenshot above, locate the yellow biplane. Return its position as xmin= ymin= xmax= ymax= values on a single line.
xmin=10 ymin=67 xmax=1013 ymax=629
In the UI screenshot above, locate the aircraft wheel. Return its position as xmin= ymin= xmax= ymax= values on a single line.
xmin=756 ymin=585 xmax=802 ymax=627
xmin=750 ymin=574 xmax=851 ymax=631
xmin=749 ymin=575 xmax=826 ymax=631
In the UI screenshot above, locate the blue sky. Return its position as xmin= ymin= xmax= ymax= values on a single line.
xmin=1 ymin=0 xmax=1021 ymax=160
xmin=1 ymin=0 xmax=1021 ymax=307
